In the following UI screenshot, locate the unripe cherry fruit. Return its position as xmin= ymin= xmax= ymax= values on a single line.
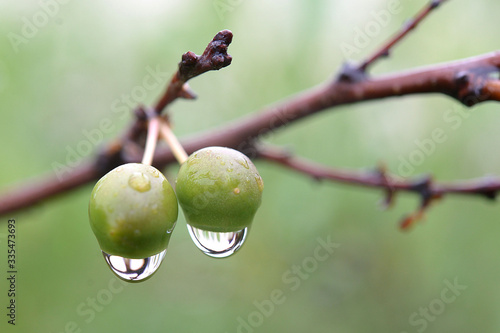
xmin=176 ymin=147 xmax=263 ymax=233
xmin=88 ymin=163 xmax=178 ymax=259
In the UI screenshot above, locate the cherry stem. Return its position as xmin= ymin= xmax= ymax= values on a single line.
xmin=159 ymin=119 xmax=188 ymax=164
xmin=141 ymin=117 xmax=160 ymax=165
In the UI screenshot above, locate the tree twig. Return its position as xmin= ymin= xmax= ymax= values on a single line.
xmin=153 ymin=30 xmax=233 ymax=115
xmin=338 ymin=0 xmax=447 ymax=83
xmin=359 ymin=0 xmax=447 ymax=72
xmin=257 ymin=147 xmax=499 ymax=229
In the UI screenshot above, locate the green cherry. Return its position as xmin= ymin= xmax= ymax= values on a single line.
xmin=176 ymin=146 xmax=263 ymax=234
xmin=88 ymin=163 xmax=178 ymax=260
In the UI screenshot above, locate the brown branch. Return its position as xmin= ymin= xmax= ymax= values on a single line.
xmin=359 ymin=0 xmax=447 ymax=72
xmin=257 ymin=147 xmax=499 ymax=229
xmin=338 ymin=0 xmax=447 ymax=83
xmin=2 ymin=50 xmax=500 ymax=217
xmin=153 ymin=30 xmax=233 ymax=114
xmin=0 ymin=163 xmax=98 ymax=217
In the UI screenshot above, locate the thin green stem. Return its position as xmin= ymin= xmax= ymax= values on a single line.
xmin=159 ymin=119 xmax=188 ymax=164
xmin=141 ymin=117 xmax=160 ymax=165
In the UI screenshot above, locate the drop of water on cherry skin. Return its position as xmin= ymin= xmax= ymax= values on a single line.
xmin=102 ymin=249 xmax=166 ymax=282
xmin=187 ymin=225 xmax=248 ymax=258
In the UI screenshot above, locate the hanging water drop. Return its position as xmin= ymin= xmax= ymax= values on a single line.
xmin=102 ymin=249 xmax=166 ymax=282
xmin=187 ymin=225 xmax=247 ymax=258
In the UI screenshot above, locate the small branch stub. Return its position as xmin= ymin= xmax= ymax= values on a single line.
xmin=154 ymin=30 xmax=233 ymax=114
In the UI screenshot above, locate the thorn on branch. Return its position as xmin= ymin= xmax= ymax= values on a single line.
xmin=375 ymin=164 xmax=395 ymax=210
xmin=399 ymin=210 xmax=425 ymax=230
xmin=399 ymin=175 xmax=441 ymax=230
xmin=179 ymin=83 xmax=197 ymax=100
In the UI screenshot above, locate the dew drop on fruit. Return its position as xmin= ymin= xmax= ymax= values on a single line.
xmin=236 ymin=158 xmax=249 ymax=169
xmin=128 ymin=172 xmax=151 ymax=192
xmin=255 ymin=176 xmax=264 ymax=192
xmin=187 ymin=225 xmax=247 ymax=258
xmin=102 ymin=249 xmax=166 ymax=282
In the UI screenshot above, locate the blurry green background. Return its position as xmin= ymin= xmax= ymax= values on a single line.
xmin=2 ymin=0 xmax=500 ymax=332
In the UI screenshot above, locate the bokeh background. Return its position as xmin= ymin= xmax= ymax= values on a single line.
xmin=2 ymin=0 xmax=500 ymax=332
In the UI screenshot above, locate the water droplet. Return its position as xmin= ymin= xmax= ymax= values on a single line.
xmin=220 ymin=161 xmax=226 ymax=166
xmin=227 ymin=167 xmax=233 ymax=172
xmin=187 ymin=225 xmax=247 ymax=258
xmin=102 ymin=249 xmax=166 ymax=282
xmin=150 ymin=169 xmax=160 ymax=178
xmin=128 ymin=172 xmax=151 ymax=192
xmin=188 ymin=157 xmax=200 ymax=166
xmin=255 ymin=176 xmax=264 ymax=192
xmin=237 ymin=159 xmax=249 ymax=169
xmin=233 ymin=188 xmax=240 ymax=195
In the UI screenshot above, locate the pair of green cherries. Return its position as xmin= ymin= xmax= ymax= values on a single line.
xmin=88 ymin=147 xmax=263 ymax=282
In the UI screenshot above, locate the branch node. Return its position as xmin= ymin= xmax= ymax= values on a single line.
xmin=356 ymin=0 xmax=447 ymax=72
xmin=375 ymin=164 xmax=396 ymax=210
xmin=454 ymin=71 xmax=470 ymax=85
xmin=133 ymin=105 xmax=148 ymax=121
xmin=430 ymin=0 xmax=443 ymax=9
xmin=410 ymin=175 xmax=433 ymax=202
xmin=95 ymin=141 xmax=126 ymax=176
xmin=179 ymin=51 xmax=200 ymax=78
xmin=477 ymin=176 xmax=499 ymax=200
xmin=337 ymin=62 xmax=367 ymax=83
